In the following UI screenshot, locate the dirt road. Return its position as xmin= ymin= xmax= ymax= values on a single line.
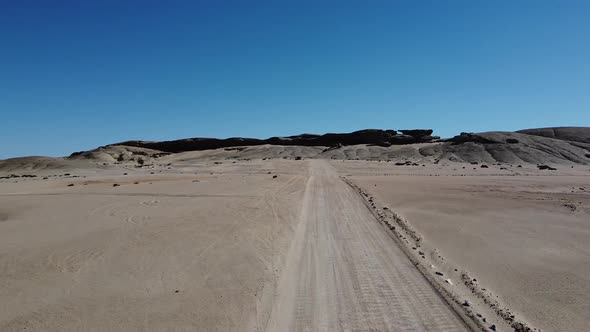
xmin=265 ymin=160 xmax=467 ymax=331
xmin=0 ymin=159 xmax=469 ymax=331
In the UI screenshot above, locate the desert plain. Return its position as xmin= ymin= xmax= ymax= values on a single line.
xmin=1 ymin=128 xmax=589 ymax=331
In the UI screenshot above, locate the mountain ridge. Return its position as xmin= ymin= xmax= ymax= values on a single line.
xmin=2 ymin=127 xmax=590 ymax=171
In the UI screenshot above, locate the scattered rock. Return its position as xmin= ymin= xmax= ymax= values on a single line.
xmin=435 ymin=271 xmax=444 ymax=276
xmin=563 ymin=203 xmax=577 ymax=212
xmin=537 ymin=164 xmax=557 ymax=170
xmin=480 ymin=165 xmax=489 ymax=168
xmin=67 ymin=184 xmax=74 ymax=187
xmin=272 ymin=175 xmax=278 ymax=179
xmin=463 ymin=300 xmax=471 ymax=307
xmin=113 ymin=184 xmax=120 ymax=187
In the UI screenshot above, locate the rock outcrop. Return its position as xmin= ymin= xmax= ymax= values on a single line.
xmin=41 ymin=126 xmax=590 ymax=167
xmin=517 ymin=127 xmax=590 ymax=144
xmin=108 ymin=129 xmax=439 ymax=153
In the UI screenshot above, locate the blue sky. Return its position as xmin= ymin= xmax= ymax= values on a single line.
xmin=1 ymin=1 xmax=589 ymax=158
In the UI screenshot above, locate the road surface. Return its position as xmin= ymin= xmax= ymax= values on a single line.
xmin=265 ymin=160 xmax=467 ymax=331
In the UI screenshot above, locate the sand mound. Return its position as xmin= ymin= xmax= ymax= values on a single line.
xmin=0 ymin=157 xmax=87 ymax=173
xmin=69 ymin=145 xmax=167 ymax=163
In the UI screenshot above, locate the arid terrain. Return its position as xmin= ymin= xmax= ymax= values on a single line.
xmin=335 ymin=161 xmax=590 ymax=332
xmin=1 ymin=127 xmax=589 ymax=331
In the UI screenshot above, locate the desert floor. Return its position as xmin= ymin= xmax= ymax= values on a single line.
xmin=1 ymin=158 xmax=589 ymax=331
xmin=335 ymin=160 xmax=590 ymax=332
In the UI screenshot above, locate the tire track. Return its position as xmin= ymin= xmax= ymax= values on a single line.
xmin=264 ymin=160 xmax=469 ymax=331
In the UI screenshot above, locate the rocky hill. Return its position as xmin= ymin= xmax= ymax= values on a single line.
xmin=3 ymin=127 xmax=590 ymax=172
xmin=441 ymin=129 xmax=590 ymax=164
xmin=63 ymin=127 xmax=590 ymax=165
xmin=516 ymin=127 xmax=590 ymax=144
xmin=98 ymin=129 xmax=439 ymax=153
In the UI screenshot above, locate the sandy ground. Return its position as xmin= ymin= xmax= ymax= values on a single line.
xmin=0 ymin=159 xmax=469 ymax=331
xmin=337 ymin=160 xmax=590 ymax=332
xmin=0 ymin=160 xmax=307 ymax=331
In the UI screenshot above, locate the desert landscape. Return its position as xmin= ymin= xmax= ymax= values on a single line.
xmin=1 ymin=127 xmax=589 ymax=331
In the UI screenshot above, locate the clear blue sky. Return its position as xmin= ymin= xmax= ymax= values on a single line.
xmin=1 ymin=1 xmax=589 ymax=158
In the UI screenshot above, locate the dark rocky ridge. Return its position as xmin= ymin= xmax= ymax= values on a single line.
xmin=2 ymin=126 xmax=585 ymax=169
xmin=107 ymin=129 xmax=440 ymax=153
xmin=60 ymin=127 xmax=590 ymax=166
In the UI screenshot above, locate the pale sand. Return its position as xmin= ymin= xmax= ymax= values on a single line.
xmin=0 ymin=159 xmax=468 ymax=331
xmin=338 ymin=160 xmax=590 ymax=332
xmin=0 ymin=160 xmax=307 ymax=331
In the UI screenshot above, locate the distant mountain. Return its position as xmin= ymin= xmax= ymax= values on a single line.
xmin=92 ymin=129 xmax=439 ymax=154
xmin=2 ymin=127 xmax=589 ymax=172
